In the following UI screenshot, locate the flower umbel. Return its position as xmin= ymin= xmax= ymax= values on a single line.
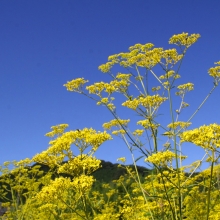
xmin=180 ymin=124 xmax=220 ymax=150
xmin=64 ymin=78 xmax=88 ymax=92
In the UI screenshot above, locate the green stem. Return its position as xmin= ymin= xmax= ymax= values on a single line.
xmin=187 ymin=85 xmax=217 ymax=123
xmin=167 ymin=87 xmax=182 ymax=220
xmin=176 ymin=85 xmax=217 ymax=139
xmin=135 ymin=65 xmax=148 ymax=96
xmin=206 ymin=151 xmax=214 ymax=220
xmin=161 ymin=175 xmax=176 ymax=219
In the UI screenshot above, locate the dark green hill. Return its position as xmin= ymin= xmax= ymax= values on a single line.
xmin=0 ymin=160 xmax=150 ymax=203
xmin=93 ymin=160 xmax=150 ymax=182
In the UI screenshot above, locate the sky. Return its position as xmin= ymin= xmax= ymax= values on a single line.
xmin=0 ymin=0 xmax=220 ymax=170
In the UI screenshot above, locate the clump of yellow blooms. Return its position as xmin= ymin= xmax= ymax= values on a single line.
xmin=175 ymin=83 xmax=194 ymax=96
xmin=167 ymin=121 xmax=191 ymax=129
xmin=45 ymin=124 xmax=69 ymax=137
xmin=86 ymin=82 xmax=114 ymax=95
xmin=102 ymin=119 xmax=130 ymax=137
xmin=57 ymin=154 xmax=101 ymax=176
xmin=169 ymin=32 xmax=201 ymax=48
xmin=122 ymin=94 xmax=167 ymax=113
xmin=117 ymin=157 xmax=126 ymax=163
xmin=132 ymin=129 xmax=144 ymax=136
xmin=1 ymin=32 xmax=220 ymax=220
xmin=103 ymin=119 xmax=130 ymax=130
xmin=145 ymin=150 xmax=187 ymax=167
xmin=63 ymin=78 xmax=88 ymax=92
xmin=137 ymin=119 xmax=160 ymax=130
xmin=180 ymin=123 xmax=220 ymax=150
xmin=208 ymin=61 xmax=220 ymax=85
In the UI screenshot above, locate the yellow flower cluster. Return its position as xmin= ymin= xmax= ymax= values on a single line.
xmin=36 ymin=175 xmax=94 ymax=202
xmin=139 ymin=95 xmax=167 ymax=108
xmin=86 ymin=77 xmax=131 ymax=98
xmin=112 ymin=129 xmax=126 ymax=135
xmin=32 ymin=150 xmax=65 ymax=167
xmin=182 ymin=101 xmax=189 ymax=108
xmin=86 ymin=82 xmax=114 ymax=95
xmin=12 ymin=158 xmax=32 ymax=167
xmin=103 ymin=119 xmax=130 ymax=130
xmin=137 ymin=119 xmax=159 ymax=130
xmin=151 ymin=86 xmax=161 ymax=92
xmin=177 ymin=82 xmax=194 ymax=90
xmin=145 ymin=150 xmax=187 ymax=166
xmin=98 ymin=34 xmax=193 ymax=72
xmin=122 ymin=95 xmax=167 ymax=111
xmin=122 ymin=98 xmax=139 ymax=110
xmin=180 ymin=123 xmax=220 ymax=150
xmin=72 ymin=174 xmax=95 ymax=193
xmin=36 ymin=177 xmax=72 ymax=202
xmin=63 ymin=78 xmax=88 ymax=92
xmin=208 ymin=61 xmax=220 ymax=84
xmin=111 ymin=79 xmax=130 ymax=93
xmin=33 ymin=128 xmax=112 ymax=166
xmin=136 ymin=48 xmax=163 ymax=68
xmin=98 ymin=60 xmax=117 ymax=73
xmin=45 ymin=124 xmax=69 ymax=137
xmin=175 ymin=83 xmax=194 ymax=97
xmin=167 ymin=121 xmax=191 ymax=129
xmin=116 ymin=73 xmax=132 ymax=80
xmin=159 ymin=70 xmax=180 ymax=80
xmin=169 ymin=32 xmax=201 ymax=48
xmin=98 ymin=97 xmax=109 ymax=104
xmin=117 ymin=157 xmax=126 ymax=163
xmin=161 ymin=49 xmax=183 ymax=66
xmin=57 ymin=154 xmax=101 ymax=176
xmin=132 ymin=129 xmax=144 ymax=136
xmin=128 ymin=43 xmax=154 ymax=52
xmin=103 ymin=119 xmax=130 ymax=137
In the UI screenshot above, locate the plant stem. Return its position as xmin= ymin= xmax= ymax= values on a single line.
xmin=167 ymin=87 xmax=182 ymax=220
xmin=206 ymin=151 xmax=214 ymax=220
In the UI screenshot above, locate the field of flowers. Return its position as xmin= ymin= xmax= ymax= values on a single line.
xmin=1 ymin=32 xmax=220 ymax=220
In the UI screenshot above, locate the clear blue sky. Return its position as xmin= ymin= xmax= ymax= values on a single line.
xmin=0 ymin=0 xmax=220 ymax=169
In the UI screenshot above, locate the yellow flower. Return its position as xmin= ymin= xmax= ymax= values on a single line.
xmin=129 ymin=43 xmax=154 ymax=52
xmin=33 ymin=128 xmax=112 ymax=166
xmin=57 ymin=154 xmax=101 ymax=176
xmin=98 ymin=62 xmax=114 ymax=73
xmin=152 ymin=86 xmax=161 ymax=92
xmin=208 ymin=61 xmax=220 ymax=85
xmin=139 ymin=95 xmax=167 ymax=109
xmin=169 ymin=32 xmax=201 ymax=48
xmin=122 ymin=98 xmax=139 ymax=110
xmin=162 ymin=49 xmax=183 ymax=65
xmin=137 ymin=119 xmax=159 ymax=130
xmin=180 ymin=123 xmax=220 ymax=150
xmin=116 ymin=73 xmax=132 ymax=80
xmin=103 ymin=119 xmax=130 ymax=130
xmin=112 ymin=129 xmax=126 ymax=135
xmin=71 ymin=174 xmax=95 ymax=192
xmin=145 ymin=150 xmax=187 ymax=166
xmin=159 ymin=70 xmax=175 ymax=79
xmin=117 ymin=157 xmax=126 ymax=163
xmin=45 ymin=124 xmax=69 ymax=137
xmin=167 ymin=121 xmax=191 ymax=129
xmin=86 ymin=82 xmax=116 ymax=95
xmin=132 ymin=129 xmax=144 ymax=136
xmin=63 ymin=78 xmax=88 ymax=92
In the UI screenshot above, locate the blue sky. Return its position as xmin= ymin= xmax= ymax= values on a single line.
xmin=0 ymin=0 xmax=220 ymax=169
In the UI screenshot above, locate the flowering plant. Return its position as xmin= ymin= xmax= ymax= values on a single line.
xmin=1 ymin=32 xmax=220 ymax=220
